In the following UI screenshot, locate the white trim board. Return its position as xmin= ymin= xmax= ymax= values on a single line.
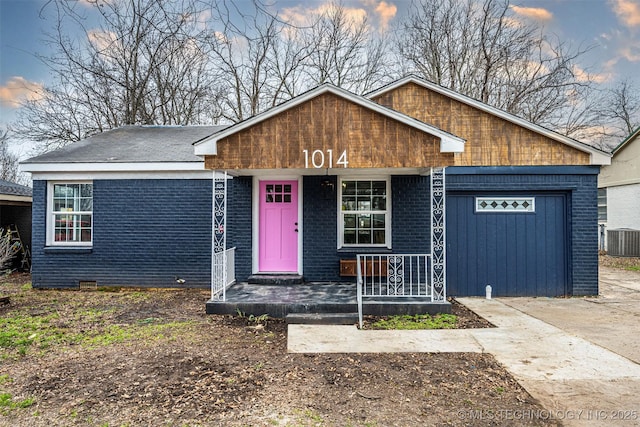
xmin=0 ymin=195 xmax=32 ymax=203
xmin=21 ymin=161 xmax=206 ymax=173
xmin=27 ymin=170 xmax=228 ymax=181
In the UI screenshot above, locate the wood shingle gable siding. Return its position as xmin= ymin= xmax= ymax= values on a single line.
xmin=371 ymin=82 xmax=591 ymax=166
xmin=204 ymin=92 xmax=455 ymax=170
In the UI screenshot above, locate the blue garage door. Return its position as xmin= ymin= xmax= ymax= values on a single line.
xmin=447 ymin=193 xmax=568 ymax=297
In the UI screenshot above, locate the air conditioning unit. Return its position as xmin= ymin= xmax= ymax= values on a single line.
xmin=607 ymin=229 xmax=640 ymax=257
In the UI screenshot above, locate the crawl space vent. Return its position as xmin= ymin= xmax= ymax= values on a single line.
xmin=79 ymin=281 xmax=97 ymax=290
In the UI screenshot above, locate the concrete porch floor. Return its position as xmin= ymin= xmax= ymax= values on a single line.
xmin=205 ymin=282 xmax=451 ymax=318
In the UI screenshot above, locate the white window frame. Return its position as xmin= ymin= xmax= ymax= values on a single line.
xmin=475 ymin=196 xmax=536 ymax=213
xmin=337 ymin=176 xmax=391 ymax=249
xmin=597 ymin=188 xmax=607 ymax=222
xmin=46 ymin=181 xmax=94 ymax=247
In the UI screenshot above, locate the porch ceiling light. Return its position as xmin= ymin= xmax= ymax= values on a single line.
xmin=321 ymin=178 xmax=334 ymax=191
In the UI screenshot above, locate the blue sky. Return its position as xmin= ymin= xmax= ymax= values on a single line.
xmin=1 ymin=0 xmax=639 ymax=155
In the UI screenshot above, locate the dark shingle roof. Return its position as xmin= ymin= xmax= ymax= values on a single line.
xmin=22 ymin=125 xmax=228 ymax=164
xmin=0 ymin=180 xmax=32 ymax=197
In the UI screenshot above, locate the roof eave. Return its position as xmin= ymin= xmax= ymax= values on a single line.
xmin=591 ymin=151 xmax=612 ymax=166
xmin=0 ymin=194 xmax=32 ymax=203
xmin=613 ymin=127 xmax=640 ymax=155
xmin=440 ymin=136 xmax=464 ymax=153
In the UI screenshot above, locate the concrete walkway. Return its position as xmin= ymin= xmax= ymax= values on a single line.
xmin=288 ymin=266 xmax=640 ymax=426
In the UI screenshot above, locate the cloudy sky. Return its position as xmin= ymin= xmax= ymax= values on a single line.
xmin=1 ymin=0 xmax=639 ymax=155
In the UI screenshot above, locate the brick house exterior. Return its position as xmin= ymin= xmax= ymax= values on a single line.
xmin=22 ymin=76 xmax=610 ymax=297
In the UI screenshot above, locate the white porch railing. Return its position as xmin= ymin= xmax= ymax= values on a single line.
xmin=356 ymin=254 xmax=433 ymax=328
xmin=211 ymin=247 xmax=236 ymax=301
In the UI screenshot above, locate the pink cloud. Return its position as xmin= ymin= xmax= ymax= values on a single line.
xmin=372 ymin=1 xmax=397 ymax=31
xmin=510 ymin=5 xmax=553 ymax=22
xmin=611 ymin=0 xmax=640 ymax=27
xmin=0 ymin=77 xmax=44 ymax=108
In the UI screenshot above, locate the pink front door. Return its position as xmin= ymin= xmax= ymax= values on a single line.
xmin=259 ymin=180 xmax=298 ymax=272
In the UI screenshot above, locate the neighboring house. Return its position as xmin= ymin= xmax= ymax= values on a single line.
xmin=598 ymin=127 xmax=640 ymax=255
xmin=21 ymin=76 xmax=610 ymax=301
xmin=0 ymin=179 xmax=32 ymax=270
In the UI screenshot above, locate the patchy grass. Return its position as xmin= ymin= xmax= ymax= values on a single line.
xmin=82 ymin=321 xmax=194 ymax=348
xmin=0 ymin=312 xmax=70 ymax=357
xmin=0 ymin=274 xmax=202 ymax=360
xmin=369 ymin=313 xmax=457 ymax=330
xmin=0 ymin=304 xmax=194 ymax=359
xmin=0 ymin=392 xmax=35 ymax=414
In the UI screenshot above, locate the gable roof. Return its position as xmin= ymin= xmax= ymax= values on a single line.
xmin=366 ymin=75 xmax=611 ymax=166
xmin=194 ymin=83 xmax=466 ymax=156
xmin=613 ymin=127 xmax=640 ymax=155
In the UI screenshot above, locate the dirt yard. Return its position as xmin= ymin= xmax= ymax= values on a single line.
xmin=0 ymin=274 xmax=560 ymax=427
xmin=598 ymin=253 xmax=640 ymax=270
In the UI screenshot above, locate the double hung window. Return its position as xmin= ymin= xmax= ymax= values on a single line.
xmin=48 ymin=182 xmax=93 ymax=245
xmin=339 ymin=179 xmax=390 ymax=247
xmin=597 ymin=188 xmax=607 ymax=222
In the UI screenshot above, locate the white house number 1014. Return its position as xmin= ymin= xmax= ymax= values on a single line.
xmin=302 ymin=149 xmax=348 ymax=168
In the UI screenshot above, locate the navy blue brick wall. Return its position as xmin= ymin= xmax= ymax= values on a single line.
xmin=31 ymin=179 xmax=213 ymax=288
xmin=302 ymin=175 xmax=341 ymax=281
xmin=302 ymin=175 xmax=431 ymax=282
xmin=227 ymin=176 xmax=252 ymax=281
xmin=446 ymin=166 xmax=600 ymax=296
xmin=392 ymin=176 xmax=431 ymax=253
xmin=31 ymin=166 xmax=598 ymax=296
xmin=31 ymin=181 xmax=46 ymax=280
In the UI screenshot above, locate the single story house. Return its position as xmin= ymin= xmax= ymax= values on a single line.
xmin=0 ymin=179 xmax=32 ymax=270
xmin=598 ymin=127 xmax=640 ymax=256
xmin=21 ymin=76 xmax=610 ymax=312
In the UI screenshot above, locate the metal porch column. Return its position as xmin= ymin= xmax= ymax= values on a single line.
xmin=431 ymin=167 xmax=446 ymax=301
xmin=211 ymin=171 xmax=227 ymax=301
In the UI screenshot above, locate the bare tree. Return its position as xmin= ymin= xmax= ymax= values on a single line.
xmin=1 ymin=129 xmax=22 ymax=183
xmin=264 ymin=18 xmax=314 ymax=106
xmin=13 ymin=0 xmax=395 ymax=148
xmin=207 ymin=5 xmax=292 ymax=122
xmin=396 ymin=0 xmax=595 ymax=136
xmin=302 ymin=2 xmax=393 ymax=94
xmin=600 ymin=80 xmax=640 ymax=140
xmin=13 ymin=0 xmax=221 ymax=151
xmin=568 ymin=80 xmax=640 ymax=151
xmin=206 ymin=1 xmax=393 ymax=123
xmin=23 ymin=0 xmax=624 ymax=155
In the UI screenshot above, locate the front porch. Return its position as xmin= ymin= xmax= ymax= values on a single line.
xmin=205 ymin=281 xmax=451 ymax=319
xmin=207 ymin=169 xmax=449 ymax=322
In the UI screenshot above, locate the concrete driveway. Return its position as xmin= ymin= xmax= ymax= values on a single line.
xmin=499 ymin=266 xmax=640 ymax=365
xmin=488 ymin=266 xmax=640 ymax=426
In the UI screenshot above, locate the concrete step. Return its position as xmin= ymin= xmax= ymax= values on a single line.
xmin=286 ymin=312 xmax=359 ymax=325
xmin=248 ymin=274 xmax=304 ymax=285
